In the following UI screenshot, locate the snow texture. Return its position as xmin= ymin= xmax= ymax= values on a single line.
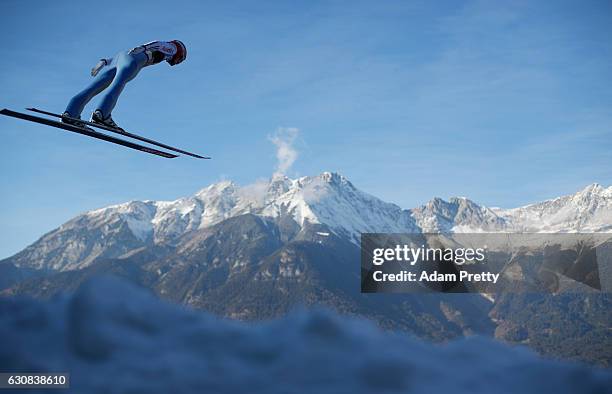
xmin=13 ymin=173 xmax=612 ymax=271
xmin=85 ymin=174 xmax=612 ymax=243
xmin=1 ymin=276 xmax=609 ymax=394
xmin=83 ymin=172 xmax=420 ymax=248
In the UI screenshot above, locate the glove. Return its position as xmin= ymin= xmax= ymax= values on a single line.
xmin=91 ymin=59 xmax=107 ymax=77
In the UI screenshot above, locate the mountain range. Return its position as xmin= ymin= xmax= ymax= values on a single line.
xmin=1 ymin=172 xmax=611 ymax=365
xmin=5 ymin=172 xmax=611 ymax=272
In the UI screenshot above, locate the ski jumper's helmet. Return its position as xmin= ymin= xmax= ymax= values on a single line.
xmin=168 ymin=40 xmax=187 ymax=66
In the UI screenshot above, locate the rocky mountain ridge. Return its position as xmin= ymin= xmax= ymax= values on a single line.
xmin=4 ymin=173 xmax=611 ymax=272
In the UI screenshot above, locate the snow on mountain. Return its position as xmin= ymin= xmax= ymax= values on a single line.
xmin=257 ymin=172 xmax=420 ymax=239
xmin=86 ymin=172 xmax=419 ymax=244
xmin=412 ymin=184 xmax=612 ymax=233
xmin=2 ymin=276 xmax=609 ymax=393
xmin=74 ymin=177 xmax=612 ymax=243
xmin=492 ymin=183 xmax=612 ymax=232
xmin=411 ymin=197 xmax=508 ymax=233
xmin=87 ymin=200 xmax=157 ymax=241
xmin=5 ymin=174 xmax=611 ymax=272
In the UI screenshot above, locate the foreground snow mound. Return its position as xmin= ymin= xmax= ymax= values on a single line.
xmin=0 ymin=277 xmax=609 ymax=394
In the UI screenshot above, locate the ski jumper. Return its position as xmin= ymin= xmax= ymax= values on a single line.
xmin=65 ymin=41 xmax=183 ymax=119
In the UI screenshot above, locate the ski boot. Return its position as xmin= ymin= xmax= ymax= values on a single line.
xmin=91 ymin=110 xmax=124 ymax=131
xmin=61 ymin=112 xmax=88 ymax=128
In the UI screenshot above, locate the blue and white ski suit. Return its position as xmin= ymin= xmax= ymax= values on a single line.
xmin=65 ymin=41 xmax=180 ymax=119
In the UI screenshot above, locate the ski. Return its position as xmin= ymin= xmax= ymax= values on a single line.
xmin=27 ymin=107 xmax=210 ymax=159
xmin=1 ymin=108 xmax=178 ymax=159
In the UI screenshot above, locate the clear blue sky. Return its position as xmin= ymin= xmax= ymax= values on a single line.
xmin=1 ymin=0 xmax=611 ymax=258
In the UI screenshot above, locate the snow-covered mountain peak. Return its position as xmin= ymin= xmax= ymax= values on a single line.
xmin=86 ymin=199 xmax=152 ymax=217
xmin=411 ymin=195 xmax=505 ymax=233
xmin=42 ymin=176 xmax=612 ymax=240
xmin=254 ymin=172 xmax=416 ymax=240
xmin=574 ymin=183 xmax=612 ymax=201
xmin=105 ymin=172 xmax=410 ymax=246
xmin=194 ymin=179 xmax=236 ymax=199
xmin=580 ymin=182 xmax=607 ymax=193
xmin=266 ymin=174 xmax=293 ymax=197
xmin=7 ymin=173 xmax=611 ymax=271
xmin=491 ymin=183 xmax=612 ymax=232
xmin=320 ymin=171 xmax=352 ymax=185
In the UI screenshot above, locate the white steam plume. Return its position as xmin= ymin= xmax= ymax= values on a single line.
xmin=269 ymin=127 xmax=299 ymax=177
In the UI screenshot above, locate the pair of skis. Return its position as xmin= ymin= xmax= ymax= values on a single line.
xmin=0 ymin=108 xmax=209 ymax=159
